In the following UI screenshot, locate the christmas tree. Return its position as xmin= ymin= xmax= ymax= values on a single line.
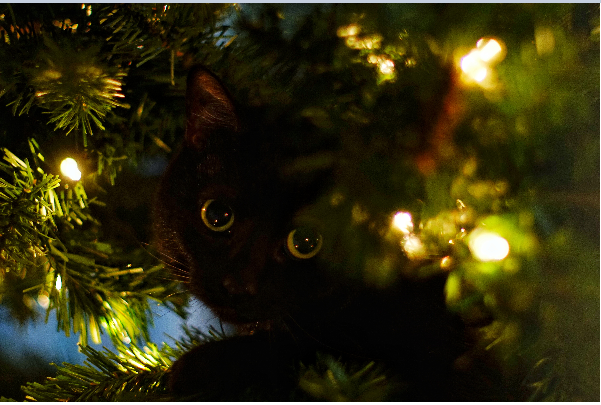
xmin=0 ymin=3 xmax=598 ymax=401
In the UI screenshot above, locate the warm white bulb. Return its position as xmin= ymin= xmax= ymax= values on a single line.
xmin=473 ymin=67 xmax=488 ymax=82
xmin=401 ymin=234 xmax=426 ymax=260
xmin=460 ymin=50 xmax=481 ymax=73
xmin=37 ymin=294 xmax=50 ymax=309
xmin=392 ymin=211 xmax=413 ymax=234
xmin=60 ymin=157 xmax=81 ymax=181
xmin=379 ymin=59 xmax=395 ymax=75
xmin=468 ymin=228 xmax=510 ymax=261
xmin=477 ymin=38 xmax=503 ymax=62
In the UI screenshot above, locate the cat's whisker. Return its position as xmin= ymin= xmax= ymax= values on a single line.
xmin=159 ymin=262 xmax=190 ymax=279
xmin=164 ymin=266 xmax=190 ymax=278
xmin=138 ymin=241 xmax=191 ymax=272
xmin=152 ymin=267 xmax=190 ymax=281
xmin=282 ymin=312 xmax=331 ymax=350
xmin=164 ymin=291 xmax=186 ymax=300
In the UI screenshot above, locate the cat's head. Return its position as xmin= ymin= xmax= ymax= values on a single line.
xmin=154 ymin=66 xmax=430 ymax=326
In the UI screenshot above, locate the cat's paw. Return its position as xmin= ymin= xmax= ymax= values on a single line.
xmin=168 ymin=334 xmax=300 ymax=401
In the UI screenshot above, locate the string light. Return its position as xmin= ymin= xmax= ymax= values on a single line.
xmin=337 ymin=23 xmax=360 ymax=37
xmin=367 ymin=54 xmax=396 ymax=76
xmin=37 ymin=293 xmax=50 ymax=309
xmin=459 ymin=37 xmax=505 ymax=86
xmin=60 ymin=157 xmax=82 ymax=181
xmin=392 ymin=211 xmax=413 ymax=234
xmin=378 ymin=59 xmax=395 ymax=75
xmin=401 ymin=234 xmax=426 ymax=260
xmin=468 ymin=228 xmax=510 ymax=261
xmin=56 ymin=274 xmax=62 ymax=290
xmin=441 ymin=255 xmax=453 ymax=270
xmin=476 ymin=38 xmax=503 ymax=62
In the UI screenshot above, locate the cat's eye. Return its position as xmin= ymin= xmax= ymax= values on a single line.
xmin=286 ymin=227 xmax=323 ymax=259
xmin=201 ymin=199 xmax=234 ymax=231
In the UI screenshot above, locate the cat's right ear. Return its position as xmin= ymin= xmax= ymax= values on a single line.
xmin=185 ymin=66 xmax=239 ymax=149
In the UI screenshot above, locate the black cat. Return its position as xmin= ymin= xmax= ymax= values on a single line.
xmin=154 ymin=66 xmax=491 ymax=401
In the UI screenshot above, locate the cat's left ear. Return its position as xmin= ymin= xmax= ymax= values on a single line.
xmin=185 ymin=66 xmax=239 ymax=149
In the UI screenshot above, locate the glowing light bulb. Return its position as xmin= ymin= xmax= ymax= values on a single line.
xmin=337 ymin=23 xmax=360 ymax=38
xmin=441 ymin=255 xmax=453 ymax=270
xmin=461 ymin=51 xmax=488 ymax=83
xmin=401 ymin=234 xmax=426 ymax=260
xmin=468 ymin=228 xmax=510 ymax=261
xmin=460 ymin=50 xmax=481 ymax=73
xmin=392 ymin=211 xmax=413 ymax=234
xmin=60 ymin=157 xmax=81 ymax=181
xmin=459 ymin=37 xmax=505 ymax=86
xmin=473 ymin=67 xmax=488 ymax=82
xmin=37 ymin=294 xmax=50 ymax=309
xmin=367 ymin=54 xmax=380 ymax=64
xmin=56 ymin=274 xmax=62 ymax=290
xmin=476 ymin=38 xmax=503 ymax=62
xmin=379 ymin=59 xmax=395 ymax=75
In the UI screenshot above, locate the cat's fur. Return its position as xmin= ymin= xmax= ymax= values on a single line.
xmin=154 ymin=66 xmax=496 ymax=401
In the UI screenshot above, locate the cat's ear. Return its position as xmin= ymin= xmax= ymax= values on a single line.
xmin=185 ymin=66 xmax=239 ymax=149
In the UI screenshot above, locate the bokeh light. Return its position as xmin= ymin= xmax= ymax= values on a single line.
xmin=392 ymin=211 xmax=413 ymax=234
xmin=468 ymin=228 xmax=510 ymax=261
xmin=378 ymin=59 xmax=395 ymax=75
xmin=459 ymin=37 xmax=505 ymax=86
xmin=401 ymin=234 xmax=426 ymax=260
xmin=441 ymin=255 xmax=453 ymax=270
xmin=476 ymin=38 xmax=503 ymax=62
xmin=60 ymin=157 xmax=82 ymax=181
xmin=37 ymin=293 xmax=50 ymax=309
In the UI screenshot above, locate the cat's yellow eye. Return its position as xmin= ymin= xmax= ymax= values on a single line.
xmin=201 ymin=199 xmax=234 ymax=232
xmin=286 ymin=227 xmax=323 ymax=259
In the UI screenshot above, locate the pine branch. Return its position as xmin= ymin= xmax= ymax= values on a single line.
xmin=21 ymin=325 xmax=223 ymax=401
xmin=299 ymin=354 xmax=390 ymax=401
xmin=0 ymin=149 xmax=60 ymax=276
xmin=22 ymin=343 xmax=171 ymax=401
xmin=0 ymin=144 xmax=185 ymax=344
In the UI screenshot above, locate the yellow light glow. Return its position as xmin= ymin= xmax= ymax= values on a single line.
xmin=345 ymin=33 xmax=382 ymax=50
xmin=459 ymin=37 xmax=505 ymax=86
xmin=37 ymin=294 xmax=50 ymax=309
xmin=56 ymin=274 xmax=62 ymax=290
xmin=535 ymin=26 xmax=555 ymax=56
xmin=351 ymin=203 xmax=370 ymax=224
xmin=460 ymin=50 xmax=481 ymax=73
xmin=401 ymin=234 xmax=426 ymax=260
xmin=477 ymin=38 xmax=503 ymax=62
xmin=367 ymin=54 xmax=380 ymax=64
xmin=337 ymin=23 xmax=360 ymax=37
xmin=60 ymin=157 xmax=82 ymax=181
xmin=468 ymin=228 xmax=510 ymax=261
xmin=379 ymin=59 xmax=395 ymax=75
xmin=441 ymin=255 xmax=453 ymax=270
xmin=473 ymin=67 xmax=488 ymax=82
xmin=392 ymin=211 xmax=413 ymax=234
xmin=345 ymin=36 xmax=358 ymax=48
xmin=460 ymin=51 xmax=489 ymax=83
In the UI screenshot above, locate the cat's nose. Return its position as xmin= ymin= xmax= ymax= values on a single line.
xmin=223 ymin=275 xmax=257 ymax=296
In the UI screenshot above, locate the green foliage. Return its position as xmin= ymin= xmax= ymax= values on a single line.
xmin=21 ymin=325 xmax=223 ymax=401
xmin=0 ymin=2 xmax=598 ymax=402
xmin=22 ymin=343 xmax=172 ymax=401
xmin=299 ymin=355 xmax=390 ymax=401
xmin=0 ymin=3 xmax=236 ymax=341
xmin=0 ymin=148 xmax=60 ymax=275
xmin=0 ymin=141 xmax=184 ymax=346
